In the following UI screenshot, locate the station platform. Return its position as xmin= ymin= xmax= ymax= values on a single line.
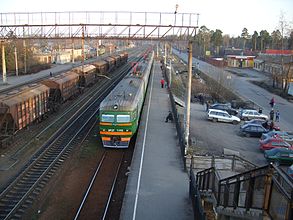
xmin=120 ymin=61 xmax=193 ymax=219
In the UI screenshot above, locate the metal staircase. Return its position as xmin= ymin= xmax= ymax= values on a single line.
xmin=190 ymin=163 xmax=293 ymax=220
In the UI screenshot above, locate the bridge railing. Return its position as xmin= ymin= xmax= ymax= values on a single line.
xmin=194 ymin=163 xmax=293 ymax=220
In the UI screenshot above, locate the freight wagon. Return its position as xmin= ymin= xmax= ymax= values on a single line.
xmin=72 ymin=64 xmax=97 ymax=88
xmin=99 ymin=50 xmax=154 ymax=148
xmin=0 ymin=51 xmax=129 ymax=144
xmin=0 ymin=83 xmax=49 ymax=135
xmin=41 ymin=71 xmax=80 ymax=111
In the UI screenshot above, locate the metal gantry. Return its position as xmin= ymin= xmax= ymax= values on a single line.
xmin=0 ymin=11 xmax=197 ymax=41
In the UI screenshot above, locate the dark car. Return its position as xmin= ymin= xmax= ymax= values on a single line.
xmin=243 ymin=119 xmax=280 ymax=131
xmin=240 ymin=124 xmax=268 ymax=137
xmin=209 ymin=103 xmax=238 ymax=115
xmin=264 ymin=148 xmax=293 ymax=165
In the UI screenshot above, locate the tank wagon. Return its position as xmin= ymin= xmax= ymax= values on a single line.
xmin=99 ymin=50 xmax=154 ymax=148
xmin=0 ymin=52 xmax=128 ymax=141
xmin=0 ymin=83 xmax=49 ymax=135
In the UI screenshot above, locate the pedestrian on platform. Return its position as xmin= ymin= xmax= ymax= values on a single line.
xmin=269 ymin=121 xmax=274 ymax=131
xmin=275 ymin=110 xmax=280 ymax=122
xmin=269 ymin=109 xmax=275 ymax=121
xmin=269 ymin=97 xmax=275 ymax=108
xmin=165 ymin=111 xmax=173 ymax=123
xmin=160 ymin=78 xmax=165 ymax=88
xmin=50 ymin=71 xmax=53 ymax=77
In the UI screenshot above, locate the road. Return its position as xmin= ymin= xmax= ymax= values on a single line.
xmin=173 ymin=49 xmax=293 ymax=132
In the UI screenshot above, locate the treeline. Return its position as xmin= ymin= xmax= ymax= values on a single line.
xmin=193 ymin=26 xmax=293 ymax=57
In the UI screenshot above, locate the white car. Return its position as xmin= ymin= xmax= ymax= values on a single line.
xmin=207 ymin=109 xmax=241 ymax=124
xmin=240 ymin=109 xmax=269 ymax=121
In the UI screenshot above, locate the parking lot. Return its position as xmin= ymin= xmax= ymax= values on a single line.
xmin=188 ymin=102 xmax=268 ymax=166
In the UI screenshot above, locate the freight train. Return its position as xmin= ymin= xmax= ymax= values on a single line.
xmin=99 ymin=50 xmax=154 ymax=148
xmin=0 ymin=52 xmax=128 ymax=138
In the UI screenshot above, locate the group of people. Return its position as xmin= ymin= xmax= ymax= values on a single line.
xmin=269 ymin=97 xmax=280 ymax=122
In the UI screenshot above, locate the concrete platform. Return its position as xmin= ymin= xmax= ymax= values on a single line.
xmin=120 ymin=61 xmax=193 ymax=220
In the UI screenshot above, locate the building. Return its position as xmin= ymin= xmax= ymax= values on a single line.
xmin=226 ymin=55 xmax=255 ymax=68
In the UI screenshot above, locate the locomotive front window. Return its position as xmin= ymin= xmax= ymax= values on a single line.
xmin=117 ymin=115 xmax=130 ymax=123
xmin=101 ymin=114 xmax=115 ymax=122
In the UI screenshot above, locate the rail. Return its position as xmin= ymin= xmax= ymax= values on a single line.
xmin=0 ymin=53 xmax=142 ymax=219
xmin=73 ymin=151 xmax=124 ymax=220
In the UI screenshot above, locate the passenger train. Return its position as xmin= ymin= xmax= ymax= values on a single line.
xmin=99 ymin=49 xmax=154 ymax=148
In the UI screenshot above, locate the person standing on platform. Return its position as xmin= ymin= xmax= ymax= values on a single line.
xmin=270 ymin=109 xmax=275 ymax=121
xmin=160 ymin=78 xmax=165 ymax=88
xmin=275 ymin=110 xmax=280 ymax=122
xmin=270 ymin=97 xmax=275 ymax=108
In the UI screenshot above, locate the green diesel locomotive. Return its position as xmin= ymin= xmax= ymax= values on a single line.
xmin=99 ymin=50 xmax=154 ymax=148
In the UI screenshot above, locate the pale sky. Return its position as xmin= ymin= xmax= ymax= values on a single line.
xmin=1 ymin=0 xmax=292 ymax=37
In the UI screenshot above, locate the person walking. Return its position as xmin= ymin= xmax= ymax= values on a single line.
xmin=160 ymin=78 xmax=165 ymax=88
xmin=269 ymin=109 xmax=275 ymax=121
xmin=275 ymin=110 xmax=280 ymax=122
xmin=269 ymin=97 xmax=275 ymax=108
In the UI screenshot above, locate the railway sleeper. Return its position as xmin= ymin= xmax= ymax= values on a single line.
xmin=6 ymin=191 xmax=26 ymax=197
xmin=0 ymin=203 xmax=16 ymax=210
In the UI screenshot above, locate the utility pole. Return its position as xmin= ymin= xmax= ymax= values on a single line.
xmin=81 ymin=25 xmax=85 ymax=72
xmin=164 ymin=43 xmax=167 ymax=65
xmin=14 ymin=46 xmax=19 ymax=76
xmin=169 ymin=59 xmax=172 ymax=87
xmin=184 ymin=40 xmax=193 ymax=153
xmin=23 ymin=40 xmax=27 ymax=74
xmin=1 ymin=42 xmax=7 ymax=83
xmin=72 ymin=39 xmax=75 ymax=63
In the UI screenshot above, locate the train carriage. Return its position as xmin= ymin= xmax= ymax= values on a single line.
xmin=41 ymin=71 xmax=79 ymax=111
xmin=99 ymin=50 xmax=154 ymax=148
xmin=92 ymin=60 xmax=108 ymax=74
xmin=0 ymin=83 xmax=49 ymax=135
xmin=72 ymin=64 xmax=97 ymax=88
xmin=104 ymin=57 xmax=116 ymax=73
xmin=110 ymin=55 xmax=121 ymax=67
xmin=119 ymin=52 xmax=128 ymax=65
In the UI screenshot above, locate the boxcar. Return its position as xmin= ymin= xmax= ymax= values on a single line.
xmin=72 ymin=64 xmax=97 ymax=87
xmin=99 ymin=51 xmax=154 ymax=148
xmin=104 ymin=57 xmax=116 ymax=73
xmin=119 ymin=52 xmax=128 ymax=65
xmin=0 ymin=83 xmax=49 ymax=135
xmin=41 ymin=71 xmax=79 ymax=111
xmin=93 ymin=60 xmax=108 ymax=74
xmin=110 ymin=55 xmax=121 ymax=68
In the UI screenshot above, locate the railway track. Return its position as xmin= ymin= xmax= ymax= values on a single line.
xmin=73 ymin=150 xmax=125 ymax=220
xmin=0 ymin=52 xmax=144 ymax=220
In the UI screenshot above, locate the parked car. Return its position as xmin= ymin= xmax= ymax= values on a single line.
xmin=240 ymin=124 xmax=268 ymax=137
xmin=207 ymin=109 xmax=240 ymax=124
xmin=264 ymin=148 xmax=293 ymax=165
xmin=261 ymin=131 xmax=293 ymax=143
xmin=239 ymin=109 xmax=269 ymax=121
xmin=259 ymin=137 xmax=291 ymax=151
xmin=243 ymin=119 xmax=280 ymax=131
xmin=209 ymin=103 xmax=238 ymax=115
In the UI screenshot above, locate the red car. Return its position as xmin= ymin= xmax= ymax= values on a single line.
xmin=259 ymin=137 xmax=292 ymax=151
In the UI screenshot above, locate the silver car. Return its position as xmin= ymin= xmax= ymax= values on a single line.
xmin=207 ymin=109 xmax=240 ymax=124
xmin=240 ymin=109 xmax=268 ymax=121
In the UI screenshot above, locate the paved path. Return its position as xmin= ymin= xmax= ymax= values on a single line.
xmin=120 ymin=61 xmax=193 ymax=220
